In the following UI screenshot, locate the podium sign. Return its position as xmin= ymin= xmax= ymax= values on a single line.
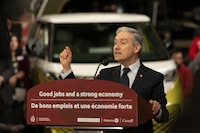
xmin=27 ymin=79 xmax=152 ymax=127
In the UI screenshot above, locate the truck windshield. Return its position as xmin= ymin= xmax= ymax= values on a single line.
xmin=52 ymin=23 xmax=169 ymax=63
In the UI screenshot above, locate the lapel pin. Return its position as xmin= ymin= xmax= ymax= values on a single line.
xmin=140 ymin=74 xmax=143 ymax=78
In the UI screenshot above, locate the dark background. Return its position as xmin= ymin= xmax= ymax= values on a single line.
xmin=1 ymin=0 xmax=200 ymax=59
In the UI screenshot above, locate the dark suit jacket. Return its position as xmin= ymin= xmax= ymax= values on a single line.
xmin=64 ymin=63 xmax=169 ymax=133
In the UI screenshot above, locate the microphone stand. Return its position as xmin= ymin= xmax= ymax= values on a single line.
xmin=93 ymin=59 xmax=109 ymax=79
xmin=94 ymin=63 xmax=102 ymax=79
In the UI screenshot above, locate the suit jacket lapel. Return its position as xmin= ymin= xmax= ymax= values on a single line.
xmin=131 ymin=64 xmax=146 ymax=92
xmin=112 ymin=65 xmax=121 ymax=83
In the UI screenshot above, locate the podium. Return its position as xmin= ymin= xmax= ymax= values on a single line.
xmin=27 ymin=79 xmax=153 ymax=132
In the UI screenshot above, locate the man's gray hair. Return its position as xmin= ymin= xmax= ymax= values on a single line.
xmin=116 ymin=26 xmax=143 ymax=46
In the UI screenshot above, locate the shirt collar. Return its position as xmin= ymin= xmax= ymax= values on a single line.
xmin=121 ymin=59 xmax=141 ymax=74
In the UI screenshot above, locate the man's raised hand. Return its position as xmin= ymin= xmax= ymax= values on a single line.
xmin=59 ymin=46 xmax=72 ymax=72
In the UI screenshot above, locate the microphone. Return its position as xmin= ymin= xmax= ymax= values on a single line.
xmin=101 ymin=59 xmax=109 ymax=66
xmin=94 ymin=59 xmax=109 ymax=79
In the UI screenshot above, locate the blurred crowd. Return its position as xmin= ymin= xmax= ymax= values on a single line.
xmin=170 ymin=33 xmax=200 ymax=102
xmin=164 ymin=29 xmax=200 ymax=132
xmin=162 ymin=28 xmax=200 ymax=102
xmin=0 ymin=10 xmax=32 ymax=133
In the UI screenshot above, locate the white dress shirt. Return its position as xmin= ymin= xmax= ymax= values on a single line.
xmin=120 ymin=59 xmax=140 ymax=88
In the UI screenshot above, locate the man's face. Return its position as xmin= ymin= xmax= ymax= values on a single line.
xmin=172 ymin=52 xmax=183 ymax=67
xmin=113 ymin=31 xmax=141 ymax=66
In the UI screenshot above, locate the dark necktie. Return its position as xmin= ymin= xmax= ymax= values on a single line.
xmin=120 ymin=68 xmax=130 ymax=87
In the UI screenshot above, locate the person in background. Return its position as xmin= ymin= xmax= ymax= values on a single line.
xmin=31 ymin=26 xmax=45 ymax=56
xmin=9 ymin=34 xmax=30 ymax=93
xmin=59 ymin=26 xmax=169 ymax=133
xmin=188 ymin=30 xmax=200 ymax=60
xmin=163 ymin=30 xmax=174 ymax=54
xmin=188 ymin=52 xmax=200 ymax=77
xmin=6 ymin=19 xmax=13 ymax=36
xmin=171 ymin=49 xmax=193 ymax=99
xmin=6 ymin=18 xmax=22 ymax=40
xmin=20 ymin=9 xmax=32 ymax=48
xmin=4 ymin=34 xmax=30 ymax=132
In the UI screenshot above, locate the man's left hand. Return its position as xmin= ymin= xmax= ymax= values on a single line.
xmin=149 ymin=100 xmax=161 ymax=115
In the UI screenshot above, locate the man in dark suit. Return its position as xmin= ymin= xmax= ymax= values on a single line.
xmin=59 ymin=26 xmax=169 ymax=133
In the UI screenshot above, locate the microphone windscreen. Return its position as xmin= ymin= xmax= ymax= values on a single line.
xmin=101 ymin=59 xmax=109 ymax=66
